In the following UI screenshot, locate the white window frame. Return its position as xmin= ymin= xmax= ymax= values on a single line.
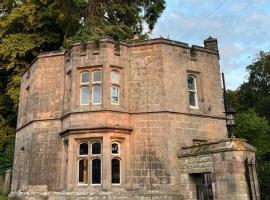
xmin=81 ymin=71 xmax=90 ymax=84
xmin=77 ymin=158 xmax=89 ymax=185
xmin=111 ymin=142 xmax=121 ymax=156
xmin=111 ymin=69 xmax=120 ymax=84
xmin=188 ymin=75 xmax=198 ymax=109
xmin=111 ymin=141 xmax=122 ymax=185
xmin=92 ymin=70 xmax=103 ymax=105
xmin=80 ymin=86 xmax=90 ymax=105
xmin=110 ymin=69 xmax=120 ymax=105
xmin=77 ymin=140 xmax=102 ymax=186
xmin=90 ymin=141 xmax=102 ymax=185
xmin=80 ymin=71 xmax=90 ymax=105
xmin=111 ymin=157 xmax=121 ymax=185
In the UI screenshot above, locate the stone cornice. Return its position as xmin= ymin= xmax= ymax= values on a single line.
xmin=178 ymin=138 xmax=256 ymax=158
xmin=59 ymin=126 xmax=133 ymax=137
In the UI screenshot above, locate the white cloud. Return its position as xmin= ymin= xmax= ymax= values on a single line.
xmin=151 ymin=0 xmax=270 ymax=89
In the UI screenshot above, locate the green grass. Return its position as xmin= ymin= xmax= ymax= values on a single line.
xmin=0 ymin=195 xmax=8 ymax=200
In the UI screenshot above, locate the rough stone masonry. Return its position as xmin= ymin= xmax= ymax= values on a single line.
xmin=10 ymin=37 xmax=259 ymax=199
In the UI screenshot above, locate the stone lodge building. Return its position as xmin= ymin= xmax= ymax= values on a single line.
xmin=10 ymin=37 xmax=260 ymax=199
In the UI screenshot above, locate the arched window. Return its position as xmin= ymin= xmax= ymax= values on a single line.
xmin=79 ymin=143 xmax=88 ymax=155
xmin=111 ymin=70 xmax=119 ymax=84
xmin=111 ymin=70 xmax=120 ymax=104
xmin=92 ymin=70 xmax=102 ymax=83
xmin=92 ymin=159 xmax=101 ymax=184
xmin=91 ymin=141 xmax=101 ymax=155
xmin=78 ymin=159 xmax=88 ymax=184
xmin=111 ymin=158 xmax=120 ymax=184
xmin=92 ymin=70 xmax=102 ymax=104
xmin=187 ymin=75 xmax=198 ymax=108
xmin=80 ymin=71 xmax=90 ymax=105
xmin=111 ymin=142 xmax=120 ymax=155
xmin=77 ymin=140 xmax=102 ymax=185
xmin=79 ymin=69 xmax=103 ymax=105
xmin=81 ymin=71 xmax=90 ymax=83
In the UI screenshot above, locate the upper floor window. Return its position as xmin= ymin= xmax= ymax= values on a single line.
xmin=81 ymin=71 xmax=90 ymax=84
xmin=187 ymin=75 xmax=198 ymax=108
xmin=80 ymin=69 xmax=102 ymax=105
xmin=111 ymin=70 xmax=120 ymax=105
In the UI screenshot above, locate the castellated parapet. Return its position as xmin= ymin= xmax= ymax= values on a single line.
xmin=10 ymin=37 xmax=258 ymax=200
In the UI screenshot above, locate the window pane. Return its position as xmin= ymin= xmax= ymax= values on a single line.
xmin=93 ymin=70 xmax=102 ymax=83
xmin=92 ymin=85 xmax=102 ymax=104
xmin=92 ymin=159 xmax=101 ymax=184
xmin=92 ymin=142 xmax=101 ymax=154
xmin=189 ymin=91 xmax=196 ymax=107
xmin=79 ymin=143 xmax=88 ymax=155
xmin=112 ymin=159 xmax=120 ymax=184
xmin=79 ymin=159 xmax=88 ymax=183
xmin=81 ymin=86 xmax=90 ymax=105
xmin=112 ymin=143 xmax=119 ymax=154
xmin=111 ymin=70 xmax=119 ymax=83
xmin=111 ymin=87 xmax=119 ymax=104
xmin=188 ymin=76 xmax=195 ymax=90
xmin=81 ymin=72 xmax=89 ymax=83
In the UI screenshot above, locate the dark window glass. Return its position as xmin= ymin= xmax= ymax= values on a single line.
xmin=92 ymin=159 xmax=101 ymax=184
xmin=112 ymin=143 xmax=119 ymax=154
xmin=79 ymin=159 xmax=88 ymax=183
xmin=189 ymin=91 xmax=196 ymax=107
xmin=92 ymin=142 xmax=101 ymax=154
xmin=112 ymin=159 xmax=120 ymax=184
xmin=79 ymin=143 xmax=88 ymax=155
xmin=188 ymin=76 xmax=195 ymax=90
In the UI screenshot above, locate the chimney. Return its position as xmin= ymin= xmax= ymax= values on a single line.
xmin=204 ymin=36 xmax=218 ymax=51
xmin=132 ymin=32 xmax=139 ymax=40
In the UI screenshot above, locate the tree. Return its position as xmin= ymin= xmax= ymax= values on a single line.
xmin=70 ymin=0 xmax=165 ymax=43
xmin=237 ymin=52 xmax=270 ymax=117
xmin=235 ymin=110 xmax=270 ymax=160
xmin=0 ymin=0 xmax=166 ymax=175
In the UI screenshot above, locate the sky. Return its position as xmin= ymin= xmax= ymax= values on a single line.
xmin=150 ymin=0 xmax=270 ymax=89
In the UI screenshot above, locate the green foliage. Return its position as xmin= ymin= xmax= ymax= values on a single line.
xmin=0 ymin=195 xmax=8 ymax=200
xmin=227 ymin=51 xmax=270 ymax=161
xmin=233 ymin=52 xmax=270 ymax=117
xmin=0 ymin=0 xmax=166 ymax=175
xmin=68 ymin=0 xmax=165 ymax=44
xmin=235 ymin=110 xmax=270 ymax=160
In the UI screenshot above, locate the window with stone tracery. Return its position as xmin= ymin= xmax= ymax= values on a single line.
xmin=80 ymin=69 xmax=102 ymax=105
xmin=78 ymin=141 xmax=102 ymax=185
xmin=111 ymin=142 xmax=121 ymax=184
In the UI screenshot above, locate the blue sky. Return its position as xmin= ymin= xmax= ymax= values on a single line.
xmin=150 ymin=0 xmax=270 ymax=89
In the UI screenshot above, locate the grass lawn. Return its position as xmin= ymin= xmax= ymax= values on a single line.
xmin=0 ymin=195 xmax=8 ymax=200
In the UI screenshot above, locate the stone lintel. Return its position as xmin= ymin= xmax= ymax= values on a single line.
xmin=59 ymin=126 xmax=133 ymax=137
xmin=178 ymin=138 xmax=256 ymax=158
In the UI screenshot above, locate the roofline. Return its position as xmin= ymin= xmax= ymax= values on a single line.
xmin=21 ymin=37 xmax=219 ymax=78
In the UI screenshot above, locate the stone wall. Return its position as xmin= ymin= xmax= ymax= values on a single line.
xmin=178 ymin=138 xmax=260 ymax=200
xmin=11 ymin=37 xmax=230 ymax=199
